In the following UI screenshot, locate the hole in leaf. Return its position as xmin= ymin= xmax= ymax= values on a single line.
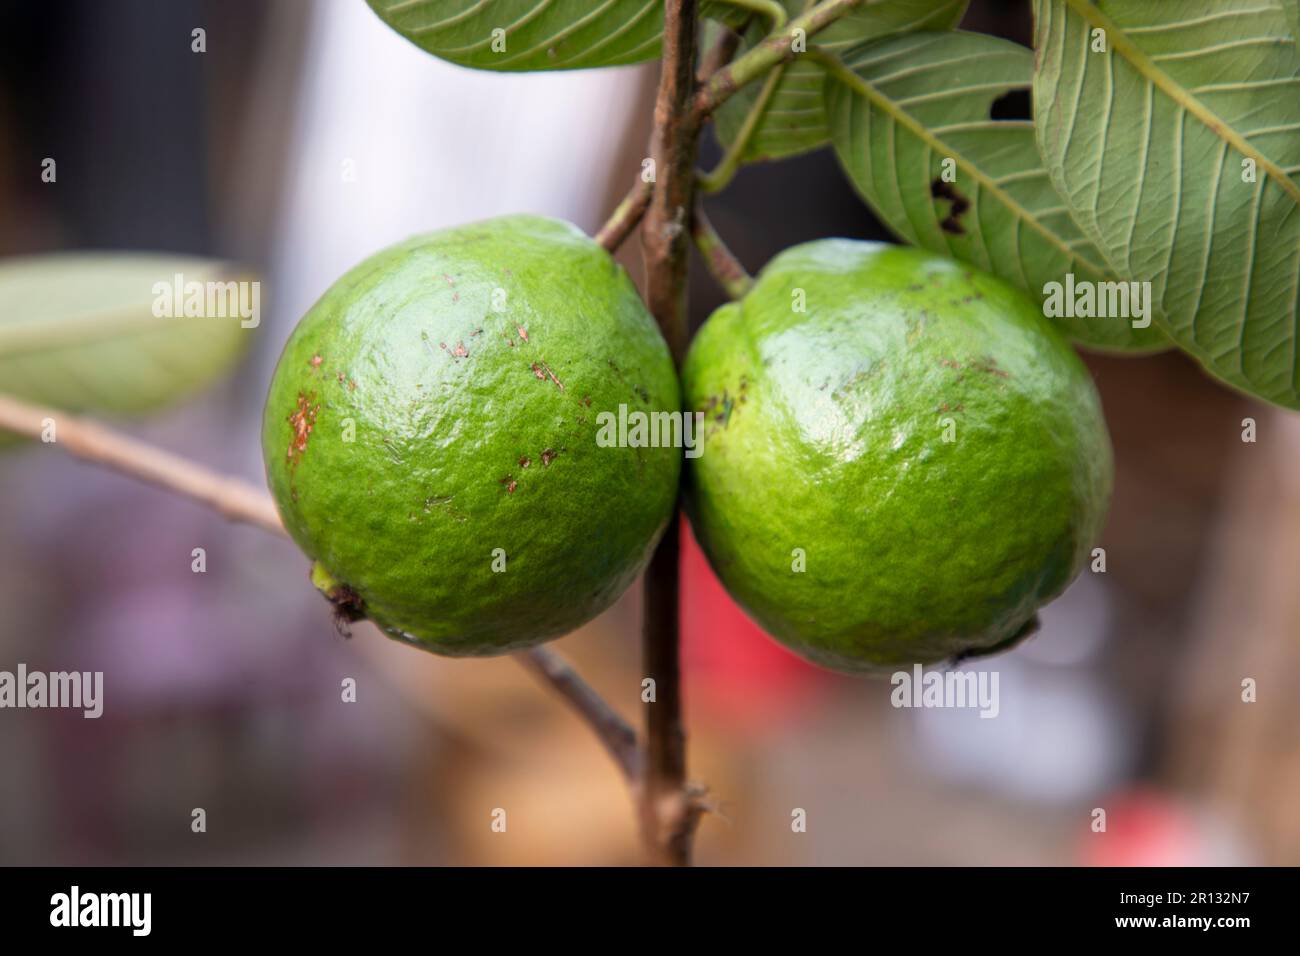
xmin=989 ymin=89 xmax=1032 ymax=121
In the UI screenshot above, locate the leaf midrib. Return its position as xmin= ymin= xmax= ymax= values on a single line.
xmin=1064 ymin=0 xmax=1300 ymax=207
xmin=818 ymin=48 xmax=1112 ymax=278
xmin=0 ymin=308 xmax=217 ymax=359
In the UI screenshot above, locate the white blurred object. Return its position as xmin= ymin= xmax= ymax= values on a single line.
xmin=262 ymin=0 xmax=649 ymax=368
xmin=902 ymin=574 xmax=1132 ymax=803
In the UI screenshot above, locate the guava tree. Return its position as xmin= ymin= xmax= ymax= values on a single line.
xmin=1 ymin=0 xmax=1298 ymax=867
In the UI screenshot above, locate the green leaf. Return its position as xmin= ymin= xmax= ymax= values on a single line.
xmin=700 ymin=0 xmax=758 ymax=32
xmin=824 ymin=31 xmax=1168 ymax=352
xmin=713 ymin=0 xmax=969 ymax=164
xmin=1282 ymin=0 xmax=1300 ymax=45
xmin=1032 ymin=0 xmax=1300 ymax=406
xmin=0 ymin=254 xmax=254 ymax=420
xmin=365 ymin=0 xmax=664 ymax=71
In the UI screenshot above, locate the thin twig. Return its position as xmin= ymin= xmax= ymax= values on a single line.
xmin=595 ymin=178 xmax=653 ymax=252
xmin=696 ymin=22 xmax=742 ymax=85
xmin=639 ymin=0 xmax=705 ymax=867
xmin=701 ymin=0 xmax=791 ymax=85
xmin=0 ymin=392 xmax=645 ymax=788
xmin=691 ymin=199 xmax=754 ymax=300
xmin=698 ymin=61 xmax=787 ymax=194
xmin=694 ymin=0 xmax=863 ymax=121
xmin=515 ymin=645 xmax=642 ymax=781
xmin=0 ymin=393 xmax=285 ymax=536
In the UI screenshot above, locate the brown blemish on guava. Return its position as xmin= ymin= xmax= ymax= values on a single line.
xmin=310 ymin=355 xmax=323 ymax=368
xmin=703 ymin=392 xmax=735 ymax=427
xmin=517 ymin=326 xmax=529 ymax=342
xmin=519 ymin=455 xmax=531 ymax=468
xmin=541 ymin=448 xmax=558 ymax=467
xmin=931 ymin=178 xmax=970 ymax=234
xmin=941 ymin=358 xmax=961 ymax=370
xmin=530 ymin=361 xmax=565 ymax=391
xmin=442 ymin=273 xmax=455 ymax=287
xmin=498 ymin=476 xmax=517 ymax=494
xmin=286 ymin=392 xmax=320 ymax=466
xmin=971 ymin=356 xmax=1009 ymax=378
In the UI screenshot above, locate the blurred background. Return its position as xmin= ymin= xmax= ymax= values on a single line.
xmin=0 ymin=0 xmax=1295 ymax=866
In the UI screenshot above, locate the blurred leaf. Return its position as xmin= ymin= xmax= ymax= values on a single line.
xmin=700 ymin=0 xmax=757 ymax=32
xmin=1033 ymin=0 xmax=1300 ymax=405
xmin=365 ymin=0 xmax=665 ymax=71
xmin=714 ymin=0 xmax=968 ymax=164
xmin=824 ymin=31 xmax=1167 ymax=352
xmin=0 ymin=254 xmax=255 ymax=424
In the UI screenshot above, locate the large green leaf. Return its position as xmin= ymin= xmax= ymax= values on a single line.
xmin=713 ymin=0 xmax=969 ymax=163
xmin=0 ymin=254 xmax=254 ymax=420
xmin=824 ymin=31 xmax=1168 ymax=352
xmin=365 ymin=0 xmax=665 ymax=71
xmin=1033 ymin=0 xmax=1300 ymax=405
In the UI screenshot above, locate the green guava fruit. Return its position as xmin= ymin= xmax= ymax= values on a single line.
xmin=263 ymin=214 xmax=680 ymax=656
xmin=683 ymin=240 xmax=1112 ymax=673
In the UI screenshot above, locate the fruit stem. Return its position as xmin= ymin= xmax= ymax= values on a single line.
xmin=693 ymin=0 xmax=863 ymax=122
xmin=515 ymin=646 xmax=642 ymax=781
xmin=595 ymin=179 xmax=653 ymax=253
xmin=639 ymin=0 xmax=705 ymax=866
xmin=691 ymin=198 xmax=755 ymax=299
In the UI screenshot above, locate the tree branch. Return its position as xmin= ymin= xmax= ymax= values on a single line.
xmin=691 ymin=198 xmax=754 ymax=300
xmin=515 ymin=645 xmax=642 ymax=781
xmin=0 ymin=392 xmax=643 ymax=787
xmin=0 ymin=393 xmax=284 ymax=536
xmin=639 ymin=0 xmax=705 ymax=867
xmin=696 ymin=21 xmax=742 ymax=85
xmin=595 ymin=178 xmax=653 ymax=253
xmin=694 ymin=0 xmax=863 ymax=121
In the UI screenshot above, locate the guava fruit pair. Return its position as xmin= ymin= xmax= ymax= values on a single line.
xmin=263 ymin=215 xmax=1111 ymax=672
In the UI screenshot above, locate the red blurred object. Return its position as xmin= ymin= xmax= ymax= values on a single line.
xmin=680 ymin=518 xmax=827 ymax=733
xmin=1080 ymin=788 xmax=1203 ymax=866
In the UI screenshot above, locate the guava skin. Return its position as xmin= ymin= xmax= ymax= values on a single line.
xmin=263 ymin=215 xmax=680 ymax=656
xmin=683 ymin=240 xmax=1112 ymax=673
